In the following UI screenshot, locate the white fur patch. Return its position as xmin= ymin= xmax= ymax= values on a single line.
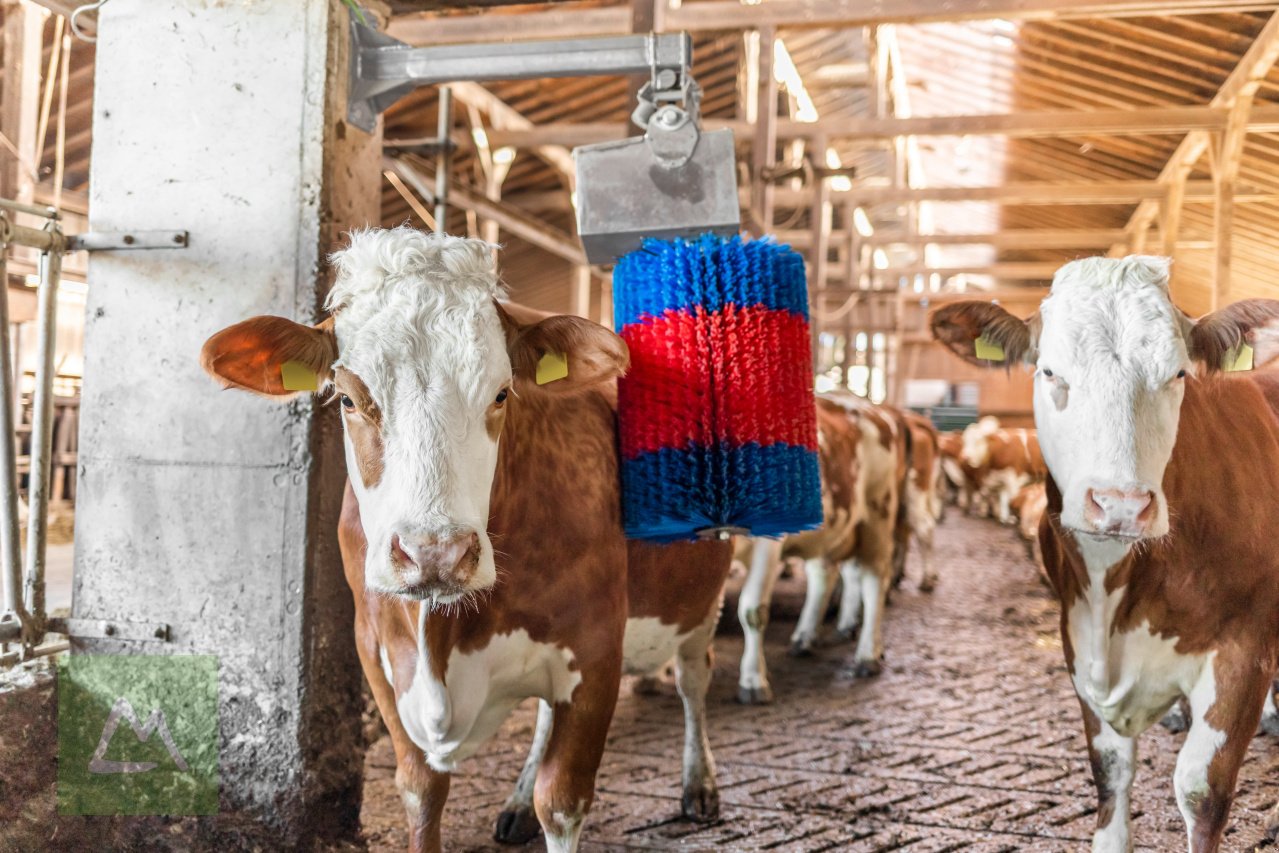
xmin=623 ymin=616 xmax=687 ymax=676
xmin=392 ymin=627 xmax=582 ymax=772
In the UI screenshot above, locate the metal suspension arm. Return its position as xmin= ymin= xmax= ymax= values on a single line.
xmin=348 ymin=22 xmax=693 ymax=131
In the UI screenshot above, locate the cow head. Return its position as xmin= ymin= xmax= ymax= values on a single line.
xmin=931 ymin=255 xmax=1279 ymax=542
xmin=201 ymin=227 xmax=628 ymax=605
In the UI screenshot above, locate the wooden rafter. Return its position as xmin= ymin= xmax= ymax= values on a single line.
xmin=780 ymin=228 xmax=1129 ymax=249
xmin=1115 ymin=12 xmax=1279 ymax=257
xmin=389 ymin=1 xmax=1279 ymax=45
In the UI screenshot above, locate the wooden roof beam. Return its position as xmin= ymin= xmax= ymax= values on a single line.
xmin=1116 ymin=11 xmax=1279 ymax=256
xmin=400 ymin=105 xmax=1279 ymax=152
xmin=774 ymin=180 xmax=1275 ymax=206
xmin=780 ymin=228 xmax=1128 ymax=249
xmin=387 ymin=156 xmax=586 ymax=266
xmin=389 ymin=1 xmax=1279 ymax=45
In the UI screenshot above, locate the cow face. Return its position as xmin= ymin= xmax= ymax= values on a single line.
xmin=201 ymin=227 xmax=627 ymax=605
xmin=931 ymin=256 xmax=1279 ymax=543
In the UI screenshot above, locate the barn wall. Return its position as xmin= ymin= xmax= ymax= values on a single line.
xmin=72 ymin=1 xmax=377 ymax=845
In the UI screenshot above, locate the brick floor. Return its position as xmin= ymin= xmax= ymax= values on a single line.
xmin=360 ymin=514 xmax=1279 ymax=852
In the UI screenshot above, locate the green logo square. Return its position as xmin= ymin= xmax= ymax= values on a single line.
xmin=58 ymin=655 xmax=219 ymax=815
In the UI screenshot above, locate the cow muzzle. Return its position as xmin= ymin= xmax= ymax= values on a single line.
xmin=1081 ymin=486 xmax=1158 ymax=539
xmin=389 ymin=527 xmax=481 ymax=599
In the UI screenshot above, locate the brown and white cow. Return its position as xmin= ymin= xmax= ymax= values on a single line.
xmin=898 ymin=410 xmax=944 ymax=592
xmin=937 ymin=428 xmax=981 ymax=513
xmin=1010 ymin=481 xmax=1048 ymax=565
xmin=961 ymin=419 xmax=1047 ymax=525
xmin=736 ymin=395 xmax=904 ymax=702
xmin=201 ymin=228 xmax=731 ymax=853
xmin=932 ymin=255 xmax=1279 ymax=853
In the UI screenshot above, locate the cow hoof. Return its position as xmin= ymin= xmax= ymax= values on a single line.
xmin=1160 ymin=703 xmax=1189 ymax=734
xmin=737 ymin=683 xmax=774 ymax=705
xmin=919 ymin=575 xmax=938 ymax=594
xmin=851 ymin=658 xmax=883 ymax=679
xmin=681 ymin=785 xmax=720 ymax=823
xmin=1260 ymin=713 xmax=1279 ymax=737
xmin=788 ymin=640 xmax=815 ymax=658
xmin=494 ymin=807 xmax=541 ymax=845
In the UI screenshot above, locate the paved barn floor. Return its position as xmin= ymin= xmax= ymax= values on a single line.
xmin=360 ymin=514 xmax=1279 ymax=852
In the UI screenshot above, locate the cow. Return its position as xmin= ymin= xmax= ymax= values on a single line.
xmin=898 ymin=411 xmax=943 ymax=592
xmin=200 ymin=227 xmax=731 ymax=853
xmin=938 ymin=428 xmax=981 ymax=513
xmin=931 ymin=254 xmax=1279 ymax=853
xmin=962 ymin=420 xmax=1047 ymax=525
xmin=736 ymin=395 xmax=903 ymax=703
xmin=1010 ymin=481 xmax=1048 ymax=564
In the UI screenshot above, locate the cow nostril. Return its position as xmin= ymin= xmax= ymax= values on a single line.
xmin=1135 ymin=491 xmax=1156 ymax=522
xmin=390 ymin=533 xmax=413 ymax=564
xmin=1084 ymin=488 xmax=1105 ymax=522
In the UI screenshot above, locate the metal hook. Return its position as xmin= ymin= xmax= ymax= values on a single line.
xmin=70 ymin=0 xmax=108 ymax=44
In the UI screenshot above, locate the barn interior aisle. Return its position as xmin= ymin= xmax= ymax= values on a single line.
xmin=360 ymin=515 xmax=1279 ymax=852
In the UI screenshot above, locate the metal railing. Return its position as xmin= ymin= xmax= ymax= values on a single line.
xmin=0 ymin=199 xmax=67 ymax=665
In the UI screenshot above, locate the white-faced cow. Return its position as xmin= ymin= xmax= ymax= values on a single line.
xmin=932 ymin=255 xmax=1279 ymax=853
xmin=736 ymin=395 xmax=904 ymax=703
xmin=201 ymin=227 xmax=731 ymax=853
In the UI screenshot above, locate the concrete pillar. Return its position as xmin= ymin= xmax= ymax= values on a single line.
xmin=74 ymin=1 xmax=380 ymax=845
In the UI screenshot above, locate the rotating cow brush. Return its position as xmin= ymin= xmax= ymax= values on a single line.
xmin=613 ymin=234 xmax=824 ymax=542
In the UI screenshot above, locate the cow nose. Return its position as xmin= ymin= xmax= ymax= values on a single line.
xmin=391 ymin=529 xmax=480 ymax=586
xmin=1084 ymin=487 xmax=1156 ymax=536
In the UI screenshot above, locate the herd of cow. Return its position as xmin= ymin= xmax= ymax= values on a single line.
xmin=201 ymin=230 xmax=1279 ymax=853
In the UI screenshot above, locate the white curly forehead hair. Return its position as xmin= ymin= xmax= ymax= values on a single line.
xmin=324 ymin=227 xmax=509 ymax=402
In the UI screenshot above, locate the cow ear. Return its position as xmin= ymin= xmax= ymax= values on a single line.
xmin=201 ymin=315 xmax=337 ymax=397
xmin=929 ymin=301 xmax=1038 ymax=368
xmin=499 ymin=304 xmax=629 ymax=394
xmin=1188 ymin=299 xmax=1279 ymax=372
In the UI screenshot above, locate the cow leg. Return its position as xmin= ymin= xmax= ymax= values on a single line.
xmin=835 ymin=559 xmax=863 ymax=640
xmin=737 ymin=538 xmax=784 ymax=704
xmin=789 ymin=557 xmax=836 ymax=657
xmin=850 ymin=560 xmax=888 ymax=678
xmin=535 ymin=670 xmax=621 ymax=853
xmin=1079 ymin=699 xmax=1136 ymax=853
xmin=674 ymin=613 xmax=721 ymax=822
xmin=1174 ymin=662 xmax=1271 ymax=852
xmin=1260 ymin=681 xmax=1279 ymax=736
xmin=354 ymin=617 xmax=449 ymax=853
xmin=495 ymin=699 xmax=553 ymax=844
xmin=908 ymin=491 xmax=939 ymax=593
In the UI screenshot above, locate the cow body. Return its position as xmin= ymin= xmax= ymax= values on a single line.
xmin=932 ymin=255 xmax=1279 ymax=852
xmin=899 ymin=411 xmax=943 ymax=592
xmin=963 ymin=423 xmax=1046 ymax=524
xmin=736 ymin=395 xmax=903 ymax=703
xmin=203 ymin=229 xmax=731 ymax=853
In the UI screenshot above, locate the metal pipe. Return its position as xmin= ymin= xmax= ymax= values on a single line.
xmin=0 ymin=198 xmax=58 ymax=220
xmin=24 ymin=245 xmax=61 ymax=628
xmin=0 ymin=227 xmax=28 ymax=645
xmin=434 ymin=86 xmax=452 ymax=233
xmin=6 ymin=222 xmax=65 ymax=253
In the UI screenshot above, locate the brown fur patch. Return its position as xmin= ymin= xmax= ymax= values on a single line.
xmin=334 ymin=367 xmax=385 ymax=489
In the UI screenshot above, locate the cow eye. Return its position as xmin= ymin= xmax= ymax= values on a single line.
xmin=495 ymin=388 xmax=509 ymax=406
xmin=1041 ymin=368 xmax=1054 ymax=378
xmin=1176 ymin=369 xmax=1187 ymax=379
xmin=340 ymin=395 xmax=355 ymax=410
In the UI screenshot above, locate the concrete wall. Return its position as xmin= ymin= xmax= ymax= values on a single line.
xmin=72 ymin=1 xmax=380 ymax=845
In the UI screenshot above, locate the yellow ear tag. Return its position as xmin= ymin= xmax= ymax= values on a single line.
xmin=974 ymin=335 xmax=1006 ymax=362
xmin=535 ymin=350 xmax=569 ymax=385
xmin=280 ymin=360 xmax=319 ymax=392
xmin=1226 ymin=342 xmax=1254 ymax=372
